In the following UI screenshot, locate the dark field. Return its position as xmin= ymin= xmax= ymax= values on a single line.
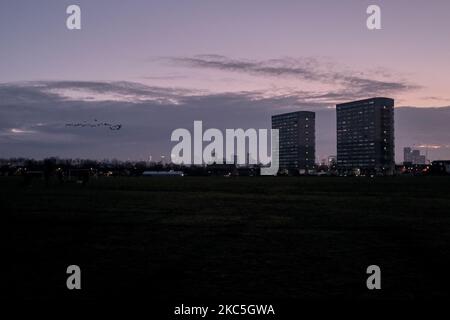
xmin=5 ymin=176 xmax=450 ymax=300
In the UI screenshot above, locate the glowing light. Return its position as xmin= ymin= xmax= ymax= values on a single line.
xmin=10 ymin=128 xmax=34 ymax=134
xmin=416 ymin=144 xmax=444 ymax=149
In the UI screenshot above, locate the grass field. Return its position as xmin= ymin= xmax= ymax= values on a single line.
xmin=5 ymin=176 xmax=450 ymax=300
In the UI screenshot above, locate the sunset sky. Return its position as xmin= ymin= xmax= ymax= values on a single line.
xmin=1 ymin=0 xmax=450 ymax=161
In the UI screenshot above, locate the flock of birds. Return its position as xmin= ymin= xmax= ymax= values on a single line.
xmin=65 ymin=119 xmax=122 ymax=131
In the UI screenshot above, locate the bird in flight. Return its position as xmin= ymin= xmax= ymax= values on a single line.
xmin=65 ymin=119 xmax=122 ymax=130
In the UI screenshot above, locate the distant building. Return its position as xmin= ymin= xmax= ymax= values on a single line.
xmin=206 ymin=163 xmax=237 ymax=176
xmin=142 ymin=170 xmax=184 ymax=176
xmin=431 ymin=160 xmax=450 ymax=175
xmin=403 ymin=147 xmax=426 ymax=165
xmin=336 ymin=97 xmax=395 ymax=175
xmin=327 ymin=155 xmax=337 ymax=167
xmin=272 ymin=111 xmax=315 ymax=173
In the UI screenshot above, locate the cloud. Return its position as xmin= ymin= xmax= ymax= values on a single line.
xmin=168 ymin=55 xmax=323 ymax=80
xmin=421 ymin=96 xmax=450 ymax=102
xmin=1 ymin=81 xmax=449 ymax=162
xmin=166 ymin=55 xmax=419 ymax=100
xmin=0 ymin=81 xmax=199 ymax=104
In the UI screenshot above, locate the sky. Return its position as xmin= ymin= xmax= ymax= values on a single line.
xmin=1 ymin=0 xmax=450 ymax=161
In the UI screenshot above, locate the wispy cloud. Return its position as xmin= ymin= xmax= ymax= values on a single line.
xmin=166 ymin=55 xmax=419 ymax=101
xmin=0 ymin=81 xmax=200 ymax=104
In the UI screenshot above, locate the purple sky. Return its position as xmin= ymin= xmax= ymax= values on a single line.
xmin=1 ymin=0 xmax=450 ymax=161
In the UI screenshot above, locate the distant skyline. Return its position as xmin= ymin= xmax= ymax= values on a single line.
xmin=1 ymin=0 xmax=450 ymax=161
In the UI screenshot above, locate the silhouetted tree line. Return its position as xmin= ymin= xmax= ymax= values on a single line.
xmin=0 ymin=157 xmax=259 ymax=182
xmin=1 ymin=158 xmax=448 ymax=183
